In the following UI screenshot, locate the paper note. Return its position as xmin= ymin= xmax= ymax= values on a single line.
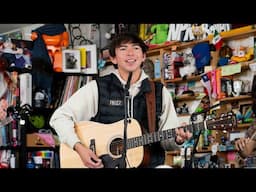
xmin=221 ymin=64 xmax=241 ymax=76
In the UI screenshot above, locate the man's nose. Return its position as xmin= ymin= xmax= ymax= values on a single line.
xmin=127 ymin=47 xmax=134 ymax=56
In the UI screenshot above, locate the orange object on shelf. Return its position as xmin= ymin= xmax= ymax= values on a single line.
xmin=31 ymin=31 xmax=69 ymax=72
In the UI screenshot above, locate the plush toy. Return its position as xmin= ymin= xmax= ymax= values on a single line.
xmin=230 ymin=46 xmax=254 ymax=63
xmin=218 ymin=45 xmax=233 ymax=66
xmin=0 ymin=40 xmax=23 ymax=55
xmin=192 ymin=24 xmax=204 ymax=40
xmin=150 ymin=24 xmax=169 ymax=44
xmin=0 ymin=39 xmax=31 ymax=70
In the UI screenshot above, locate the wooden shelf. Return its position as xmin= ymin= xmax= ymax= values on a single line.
xmin=146 ymin=38 xmax=209 ymax=55
xmin=219 ymin=59 xmax=255 ymax=72
xmin=208 ymin=25 xmax=256 ymax=41
xmin=220 ymin=95 xmax=252 ymax=102
xmin=165 ymin=150 xmax=181 ymax=167
xmin=153 ymin=78 xmax=162 ymax=82
xmin=175 ymin=93 xmax=201 ymax=101
xmin=171 ymin=38 xmax=209 ymax=50
xmin=237 ymin=123 xmax=251 ymax=129
xmin=240 ymin=60 xmax=255 ymax=70
xmin=222 ymin=28 xmax=256 ymax=41
xmin=164 ymin=60 xmax=254 ymax=85
xmin=146 ymin=41 xmax=179 ymax=56
xmin=165 ymin=75 xmax=201 ymax=84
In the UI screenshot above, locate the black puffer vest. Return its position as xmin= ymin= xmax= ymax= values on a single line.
xmin=91 ymin=73 xmax=165 ymax=167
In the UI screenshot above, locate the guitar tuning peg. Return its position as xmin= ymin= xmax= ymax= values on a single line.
xmin=220 ymin=113 xmax=227 ymax=117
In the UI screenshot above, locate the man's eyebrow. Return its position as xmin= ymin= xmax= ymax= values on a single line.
xmin=118 ymin=43 xmax=140 ymax=48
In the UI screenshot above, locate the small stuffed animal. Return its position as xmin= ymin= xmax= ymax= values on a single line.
xmin=218 ymin=45 xmax=232 ymax=66
xmin=230 ymin=46 xmax=254 ymax=63
xmin=150 ymin=24 xmax=169 ymax=44
xmin=192 ymin=24 xmax=204 ymax=40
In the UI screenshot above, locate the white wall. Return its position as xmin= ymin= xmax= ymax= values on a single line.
xmin=0 ymin=24 xmax=44 ymax=40
xmin=21 ymin=24 xmax=44 ymax=40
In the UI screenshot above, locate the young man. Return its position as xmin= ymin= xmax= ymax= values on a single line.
xmin=50 ymin=32 xmax=192 ymax=168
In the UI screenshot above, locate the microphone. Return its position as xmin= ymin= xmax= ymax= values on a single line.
xmin=191 ymin=101 xmax=225 ymax=117
xmin=125 ymin=72 xmax=133 ymax=90
xmin=121 ymin=71 xmax=133 ymax=168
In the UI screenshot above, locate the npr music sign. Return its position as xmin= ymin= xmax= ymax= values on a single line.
xmin=167 ymin=24 xmax=231 ymax=42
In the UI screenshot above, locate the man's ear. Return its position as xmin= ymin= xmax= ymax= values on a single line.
xmin=110 ymin=56 xmax=117 ymax=64
xmin=142 ymin=53 xmax=146 ymax=62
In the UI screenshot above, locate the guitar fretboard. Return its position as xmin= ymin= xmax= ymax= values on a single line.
xmin=126 ymin=113 xmax=235 ymax=149
xmin=127 ymin=122 xmax=205 ymax=149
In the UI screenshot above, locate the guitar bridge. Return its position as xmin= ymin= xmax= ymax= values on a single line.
xmin=90 ymin=139 xmax=96 ymax=153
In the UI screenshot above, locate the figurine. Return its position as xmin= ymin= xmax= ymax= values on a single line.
xmin=150 ymin=24 xmax=169 ymax=44
xmin=31 ymin=24 xmax=69 ymax=72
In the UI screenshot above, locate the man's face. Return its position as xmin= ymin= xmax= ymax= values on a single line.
xmin=110 ymin=42 xmax=146 ymax=73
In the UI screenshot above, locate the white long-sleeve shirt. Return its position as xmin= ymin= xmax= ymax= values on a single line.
xmin=49 ymin=70 xmax=183 ymax=150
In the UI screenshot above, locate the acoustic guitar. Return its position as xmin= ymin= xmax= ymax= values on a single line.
xmin=60 ymin=113 xmax=236 ymax=168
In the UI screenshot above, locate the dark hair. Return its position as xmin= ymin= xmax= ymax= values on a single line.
xmin=109 ymin=32 xmax=148 ymax=57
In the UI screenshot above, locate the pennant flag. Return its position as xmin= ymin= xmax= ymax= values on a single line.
xmin=212 ymin=30 xmax=223 ymax=50
xmin=200 ymin=72 xmax=212 ymax=97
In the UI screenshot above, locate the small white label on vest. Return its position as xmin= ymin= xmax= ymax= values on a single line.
xmin=109 ymin=100 xmax=123 ymax=106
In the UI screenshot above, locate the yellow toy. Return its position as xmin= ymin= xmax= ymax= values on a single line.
xmin=230 ymin=46 xmax=254 ymax=63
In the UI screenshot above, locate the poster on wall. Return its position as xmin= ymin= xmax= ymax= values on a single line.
xmin=167 ymin=23 xmax=231 ymax=42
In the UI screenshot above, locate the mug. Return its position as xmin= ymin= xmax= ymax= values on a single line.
xmin=233 ymin=80 xmax=243 ymax=96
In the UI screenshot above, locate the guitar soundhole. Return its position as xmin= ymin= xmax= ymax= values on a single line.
xmin=110 ymin=138 xmax=123 ymax=156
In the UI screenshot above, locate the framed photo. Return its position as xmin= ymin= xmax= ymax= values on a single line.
xmin=240 ymin=104 xmax=253 ymax=122
xmin=62 ymin=49 xmax=81 ymax=73
xmin=240 ymin=104 xmax=251 ymax=116
xmin=75 ymin=44 xmax=98 ymax=74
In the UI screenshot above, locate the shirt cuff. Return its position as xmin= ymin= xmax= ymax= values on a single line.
xmin=66 ymin=137 xmax=81 ymax=151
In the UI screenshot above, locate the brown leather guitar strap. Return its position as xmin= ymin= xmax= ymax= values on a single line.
xmin=145 ymin=80 xmax=156 ymax=133
xmin=139 ymin=80 xmax=156 ymax=168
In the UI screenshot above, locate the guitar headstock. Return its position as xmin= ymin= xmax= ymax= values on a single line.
xmin=206 ymin=112 xmax=237 ymax=131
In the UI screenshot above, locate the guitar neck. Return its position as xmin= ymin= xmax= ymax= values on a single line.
xmin=251 ymin=130 xmax=256 ymax=141
xmin=126 ymin=121 xmax=205 ymax=149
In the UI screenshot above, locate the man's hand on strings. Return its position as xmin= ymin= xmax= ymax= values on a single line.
xmin=175 ymin=123 xmax=193 ymax=145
